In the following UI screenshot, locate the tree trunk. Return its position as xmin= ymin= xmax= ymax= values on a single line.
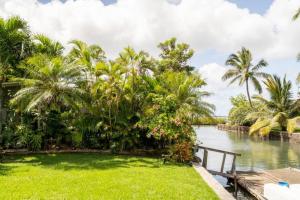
xmin=246 ymin=79 xmax=253 ymax=107
xmin=37 ymin=106 xmax=42 ymax=131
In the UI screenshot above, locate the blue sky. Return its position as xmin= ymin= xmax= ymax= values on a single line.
xmin=228 ymin=0 xmax=274 ymax=14
xmin=3 ymin=0 xmax=299 ymax=115
xmin=39 ymin=0 xmax=274 ymax=14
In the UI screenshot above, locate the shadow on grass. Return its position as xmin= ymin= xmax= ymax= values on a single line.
xmin=0 ymin=153 xmax=170 ymax=174
xmin=0 ymin=164 xmax=15 ymax=176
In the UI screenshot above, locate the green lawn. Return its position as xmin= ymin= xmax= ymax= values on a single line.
xmin=0 ymin=153 xmax=219 ymax=200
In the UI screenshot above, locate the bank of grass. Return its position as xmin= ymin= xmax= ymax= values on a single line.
xmin=0 ymin=153 xmax=219 ymax=200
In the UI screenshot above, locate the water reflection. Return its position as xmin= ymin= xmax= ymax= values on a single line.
xmin=195 ymin=126 xmax=300 ymax=171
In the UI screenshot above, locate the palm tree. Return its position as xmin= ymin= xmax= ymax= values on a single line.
xmin=0 ymin=16 xmax=32 ymax=81
xmin=254 ymin=75 xmax=295 ymax=115
xmin=33 ymin=34 xmax=64 ymax=57
xmin=68 ymin=40 xmax=105 ymax=72
xmin=250 ymin=75 xmax=299 ymax=136
xmin=11 ymin=55 xmax=85 ymax=129
xmin=116 ymin=47 xmax=154 ymax=114
xmin=222 ymin=47 xmax=269 ymax=107
xmin=93 ymin=61 xmax=126 ymax=142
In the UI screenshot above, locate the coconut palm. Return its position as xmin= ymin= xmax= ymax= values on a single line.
xmin=0 ymin=16 xmax=32 ymax=80
xmin=254 ymin=75 xmax=295 ymax=115
xmin=33 ymin=34 xmax=64 ymax=57
xmin=250 ymin=75 xmax=299 ymax=136
xmin=222 ymin=47 xmax=269 ymax=107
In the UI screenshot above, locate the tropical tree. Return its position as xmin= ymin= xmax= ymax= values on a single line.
xmin=222 ymin=47 xmax=269 ymax=107
xmin=250 ymin=75 xmax=300 ymax=135
xmin=68 ymin=40 xmax=105 ymax=74
xmin=254 ymin=75 xmax=295 ymax=115
xmin=11 ymin=55 xmax=85 ymax=130
xmin=227 ymin=94 xmax=269 ymax=126
xmin=33 ymin=34 xmax=64 ymax=57
xmin=141 ymin=71 xmax=214 ymax=143
xmin=93 ymin=61 xmax=127 ymax=137
xmin=0 ymin=16 xmax=32 ymax=81
xmin=158 ymin=71 xmax=215 ymax=120
xmin=116 ymin=47 xmax=154 ymax=115
xmin=158 ymin=38 xmax=194 ymax=73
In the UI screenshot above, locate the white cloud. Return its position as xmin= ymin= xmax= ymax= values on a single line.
xmin=198 ymin=63 xmax=246 ymax=116
xmin=0 ymin=0 xmax=299 ymax=59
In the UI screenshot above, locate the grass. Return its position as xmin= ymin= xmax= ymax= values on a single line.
xmin=0 ymin=153 xmax=219 ymax=200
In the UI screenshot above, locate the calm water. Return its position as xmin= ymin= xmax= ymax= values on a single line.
xmin=195 ymin=126 xmax=300 ymax=199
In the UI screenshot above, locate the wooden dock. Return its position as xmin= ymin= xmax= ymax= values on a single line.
xmin=195 ymin=145 xmax=300 ymax=199
xmin=236 ymin=168 xmax=300 ymax=200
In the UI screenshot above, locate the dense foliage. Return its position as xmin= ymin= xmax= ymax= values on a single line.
xmin=249 ymin=75 xmax=300 ymax=135
xmin=226 ymin=76 xmax=300 ymax=136
xmin=227 ymin=94 xmax=268 ymax=126
xmin=0 ymin=16 xmax=214 ymax=161
xmin=193 ymin=117 xmax=226 ymax=125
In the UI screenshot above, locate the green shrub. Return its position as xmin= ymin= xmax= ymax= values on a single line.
xmin=72 ymin=132 xmax=83 ymax=148
xmin=168 ymin=141 xmax=194 ymax=163
xmin=193 ymin=117 xmax=226 ymax=125
xmin=16 ymin=125 xmax=42 ymax=151
xmin=2 ymin=126 xmax=15 ymax=149
xmin=29 ymin=134 xmax=42 ymax=151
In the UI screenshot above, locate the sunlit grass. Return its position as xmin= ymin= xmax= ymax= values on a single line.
xmin=0 ymin=153 xmax=218 ymax=200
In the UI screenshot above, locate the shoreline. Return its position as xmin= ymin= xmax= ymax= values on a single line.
xmin=216 ymin=124 xmax=300 ymax=143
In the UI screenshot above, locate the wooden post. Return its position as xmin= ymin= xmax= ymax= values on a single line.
xmin=231 ymin=155 xmax=238 ymax=197
xmin=196 ymin=145 xmax=241 ymax=197
xmin=220 ymin=153 xmax=226 ymax=173
xmin=202 ymin=149 xmax=208 ymax=168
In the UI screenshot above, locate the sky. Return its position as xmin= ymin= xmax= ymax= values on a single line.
xmin=0 ymin=0 xmax=299 ymax=116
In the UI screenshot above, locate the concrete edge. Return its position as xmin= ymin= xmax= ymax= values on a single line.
xmin=193 ymin=163 xmax=235 ymax=200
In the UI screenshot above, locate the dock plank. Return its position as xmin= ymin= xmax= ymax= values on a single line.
xmin=237 ymin=168 xmax=300 ymax=200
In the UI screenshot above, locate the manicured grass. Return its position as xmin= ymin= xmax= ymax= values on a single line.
xmin=0 ymin=153 xmax=219 ymax=200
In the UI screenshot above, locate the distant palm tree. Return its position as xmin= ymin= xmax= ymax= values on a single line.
xmin=222 ymin=47 xmax=269 ymax=107
xmin=33 ymin=34 xmax=64 ymax=57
